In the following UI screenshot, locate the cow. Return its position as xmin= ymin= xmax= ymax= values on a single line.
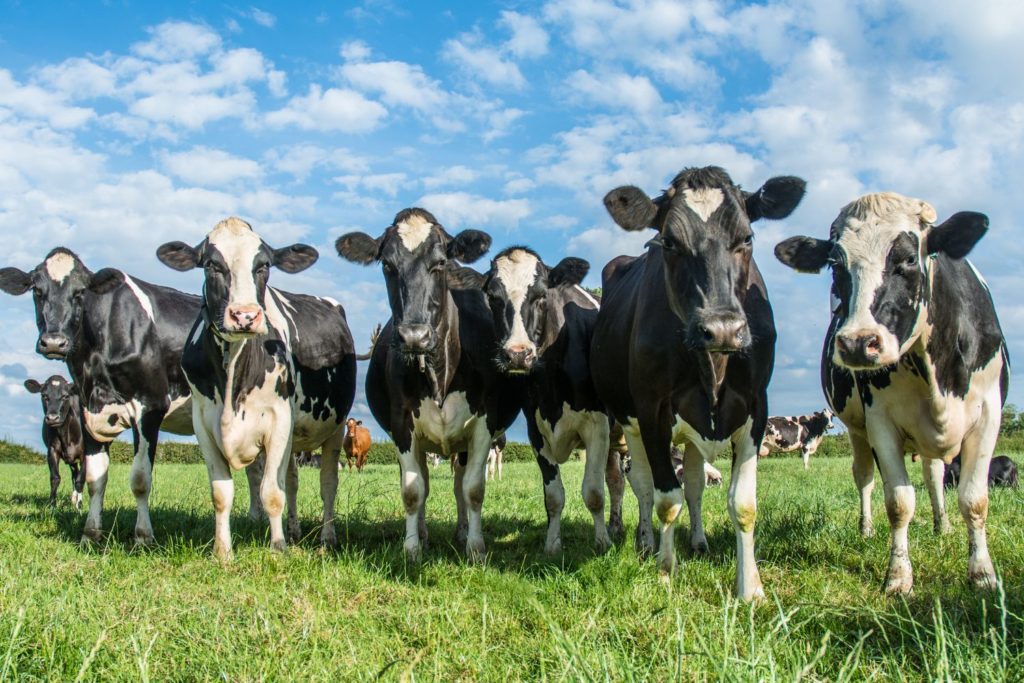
xmin=945 ymin=454 xmax=1018 ymax=489
xmin=486 ymin=434 xmax=506 ymax=482
xmin=157 ymin=217 xmax=357 ymax=559
xmin=335 ymin=207 xmax=522 ymax=562
xmin=669 ymin=447 xmax=723 ymax=486
xmin=775 ymin=191 xmax=1008 ymax=594
xmin=469 ymin=246 xmax=624 ymax=551
xmin=24 ymin=375 xmax=85 ymax=508
xmin=758 ymin=409 xmax=835 ymax=469
xmin=0 ymin=247 xmax=205 ymax=545
xmin=344 ymin=418 xmax=371 ymax=472
xmin=592 ymin=166 xmax=806 ymax=600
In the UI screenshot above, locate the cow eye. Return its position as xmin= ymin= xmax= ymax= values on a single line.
xmin=254 ymin=263 xmax=270 ymax=275
xmin=743 ymin=234 xmax=753 ymax=246
xmin=205 ymin=261 xmax=225 ymax=275
xmin=903 ymin=254 xmax=918 ymax=268
xmin=429 ymin=260 xmax=445 ymax=273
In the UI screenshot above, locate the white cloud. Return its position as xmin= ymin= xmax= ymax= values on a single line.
xmin=339 ymin=59 xmax=447 ymax=112
xmin=159 ymin=146 xmax=262 ymax=186
xmin=444 ymin=37 xmax=527 ymax=90
xmin=500 ymin=11 xmax=549 ymax=58
xmin=264 ymin=144 xmax=370 ymax=181
xmin=265 ymin=84 xmax=387 ymax=132
xmin=0 ymin=70 xmax=95 ymax=129
xmin=417 ymin=192 xmax=531 ymax=230
xmin=566 ymin=69 xmax=662 ymax=114
xmin=131 ymin=21 xmax=222 ymax=62
xmin=422 ymin=165 xmax=478 ymax=189
xmin=248 ymin=7 xmax=277 ymax=28
xmin=333 ymin=173 xmax=409 ymax=198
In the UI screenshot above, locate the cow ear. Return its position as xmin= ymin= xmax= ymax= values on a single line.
xmin=446 ymin=264 xmax=487 ymax=289
xmin=24 ymin=379 xmax=42 ymax=394
xmin=746 ymin=176 xmax=806 ymax=221
xmin=336 ymin=232 xmax=381 ymax=265
xmin=447 ymin=230 xmax=492 ymax=263
xmin=774 ymin=236 xmax=833 ymax=273
xmin=926 ymin=211 xmax=988 ymax=259
xmin=604 ymin=186 xmax=657 ymax=231
xmin=0 ymin=267 xmax=32 ymax=295
xmin=548 ymin=257 xmax=590 ymax=287
xmin=357 ymin=420 xmax=363 ymax=425
xmin=157 ymin=241 xmax=200 ymax=271
xmin=273 ymin=244 xmax=319 ymax=273
xmin=89 ymin=268 xmax=123 ymax=294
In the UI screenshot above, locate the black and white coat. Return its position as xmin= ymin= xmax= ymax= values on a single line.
xmin=25 ymin=375 xmax=86 ymax=509
xmin=758 ymin=409 xmax=834 ymax=469
xmin=158 ymin=217 xmax=356 ymax=558
xmin=776 ymin=191 xmax=1009 ymax=594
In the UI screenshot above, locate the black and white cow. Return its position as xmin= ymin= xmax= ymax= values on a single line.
xmin=157 ymin=217 xmax=357 ymax=559
xmin=758 ymin=409 xmax=835 ymax=469
xmin=592 ymin=166 xmax=806 ymax=600
xmin=775 ymin=191 xmax=1008 ymax=594
xmin=24 ymin=375 xmax=85 ymax=508
xmin=944 ymin=454 xmax=1018 ymax=489
xmin=336 ymin=208 xmax=522 ymax=562
xmin=0 ymin=248 xmax=200 ymax=545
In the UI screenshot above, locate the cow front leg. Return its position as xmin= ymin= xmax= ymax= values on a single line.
xmin=81 ymin=441 xmax=109 ymax=545
xmin=622 ymin=426 xmax=656 ymax=559
xmin=462 ymin=426 xmax=492 ymax=563
xmin=605 ymin=448 xmax=626 ymax=542
xmin=286 ymin=452 xmax=301 ymax=544
xmin=129 ymin=410 xmax=163 ymax=546
xmin=581 ymin=416 xmax=612 ymax=553
xmin=869 ymin=424 xmax=915 ymax=595
xmin=682 ymin=445 xmax=708 ymax=554
xmin=849 ymin=430 xmax=876 ymax=537
xmin=261 ymin=433 xmax=292 ymax=552
xmin=69 ymin=461 xmax=85 ymax=510
xmin=730 ymin=419 xmax=764 ymax=601
xmin=536 ymin=453 xmax=565 ymax=554
xmin=958 ymin=401 xmax=999 ymax=590
xmin=453 ymin=452 xmax=469 ymax=547
xmin=415 ymin=448 xmax=430 ymax=549
xmin=46 ymin=447 xmax=60 ymax=507
xmin=319 ymin=436 xmax=342 ymax=549
xmin=397 ymin=438 xmax=427 ymax=562
xmin=195 ymin=425 xmax=234 ymax=561
xmin=921 ymin=456 xmax=952 ymax=535
xmin=245 ymin=454 xmax=266 ymax=521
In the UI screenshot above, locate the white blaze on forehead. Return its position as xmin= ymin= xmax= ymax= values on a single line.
xmin=396 ymin=214 xmax=434 ymax=251
xmin=494 ymin=249 xmax=540 ymax=349
xmin=682 ymin=187 xmax=724 ymax=222
xmin=44 ymin=252 xmax=77 ymax=283
xmin=208 ymin=217 xmax=264 ymax=307
xmin=123 ymin=275 xmax=155 ymax=322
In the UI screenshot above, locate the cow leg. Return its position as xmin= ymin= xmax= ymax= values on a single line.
xmin=682 ymin=445 xmax=708 ymax=554
xmin=46 ymin=447 xmax=60 ymax=507
xmin=801 ymin=446 xmax=811 ymax=470
xmin=453 ymin=452 xmax=469 ymax=547
xmin=194 ymin=424 xmax=234 ymax=561
xmin=869 ymin=425 xmax=915 ymax=595
xmin=581 ymin=416 xmax=611 ymax=553
xmin=129 ymin=410 xmax=162 ymax=546
xmin=922 ymin=457 xmax=952 ymax=535
xmin=397 ymin=438 xmax=427 ymax=562
xmin=81 ymin=441 xmax=109 ymax=545
xmin=958 ymin=400 xmax=999 ymax=590
xmin=622 ymin=427 xmax=656 ymax=559
xmin=849 ymin=430 xmax=876 ymax=537
xmin=245 ymin=454 xmax=266 ymax=521
xmin=462 ymin=425 xmax=492 ymax=563
xmin=69 ymin=461 xmax=84 ymax=510
xmin=605 ymin=449 xmax=625 ymax=542
xmin=319 ymin=435 xmax=342 ymax=549
xmin=634 ymin=412 xmax=680 ymax=578
xmin=415 ymin=448 xmax=429 ymax=549
xmin=286 ymin=452 xmax=301 ymax=544
xmin=536 ymin=453 xmax=565 ymax=555
xmin=260 ymin=425 xmax=292 ymax=553
xmin=730 ymin=419 xmax=764 ymax=601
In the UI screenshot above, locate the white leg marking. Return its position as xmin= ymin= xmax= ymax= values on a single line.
xmin=682 ymin=445 xmax=708 ymax=554
xmin=869 ymin=423 xmax=915 ymax=595
xmin=622 ymin=426 xmax=656 ymax=558
xmin=849 ymin=431 xmax=876 ymax=538
xmin=82 ymin=449 xmax=109 ymax=545
xmin=130 ymin=428 xmax=155 ymax=546
xmin=730 ymin=419 xmax=764 ymax=601
xmin=462 ymin=424 xmax=492 ymax=563
xmin=581 ymin=417 xmax=611 ymax=553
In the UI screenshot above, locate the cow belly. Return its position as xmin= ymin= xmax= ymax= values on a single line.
xmin=535 ymin=405 xmax=601 ymax=464
xmin=160 ymin=395 xmax=194 ymax=435
xmin=291 ymin=411 xmax=341 ymax=451
xmin=84 ymin=402 xmax=137 ymax=442
xmin=414 ymin=392 xmax=478 ymax=455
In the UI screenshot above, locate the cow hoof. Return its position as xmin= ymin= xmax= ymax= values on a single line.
xmin=133 ymin=532 xmax=155 ymax=548
xmin=213 ymin=541 xmax=233 ymax=563
xmin=860 ymin=523 xmax=875 ymax=538
xmin=404 ymin=538 xmax=422 ymax=564
xmin=593 ymin=530 xmax=612 ymax=554
xmin=969 ymin=557 xmax=997 ymax=590
xmin=935 ymin=519 xmax=953 ymax=536
xmin=607 ymin=518 xmax=625 ymax=542
xmin=738 ymin=582 xmax=766 ymax=603
xmin=691 ymin=538 xmax=709 ymax=555
xmin=320 ymin=529 xmax=338 ymax=551
xmin=544 ymin=537 xmax=563 ymax=555
xmin=884 ymin=565 xmax=914 ymax=596
xmin=270 ymin=539 xmax=287 ymax=553
xmin=454 ymin=524 xmax=469 ymax=548
xmin=657 ymin=550 xmax=676 ymax=577
xmin=70 ymin=492 xmax=83 ymax=510
xmin=970 ymin=571 xmax=998 ymax=591
xmin=287 ymin=521 xmax=302 ymax=544
xmin=465 ymin=538 xmax=487 ymax=565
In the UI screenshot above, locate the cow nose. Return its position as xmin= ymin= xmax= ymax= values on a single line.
xmin=695 ymin=314 xmax=749 ymax=352
xmin=45 ymin=413 xmax=61 ymax=425
xmin=38 ymin=334 xmax=70 ymax=358
xmin=504 ymin=344 xmax=536 ymax=372
xmin=836 ymin=330 xmax=882 ymax=366
xmin=227 ymin=305 xmax=263 ymax=332
xmin=397 ymin=324 xmax=432 ymax=352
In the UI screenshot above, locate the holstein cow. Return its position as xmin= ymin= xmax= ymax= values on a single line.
xmin=344 ymin=418 xmax=371 ymax=472
xmin=0 ymin=247 xmax=200 ymax=545
xmin=758 ymin=409 xmax=835 ymax=469
xmin=775 ymin=191 xmax=1008 ymax=594
xmin=25 ymin=375 xmax=85 ymax=508
xmin=472 ymin=246 xmax=624 ymax=551
xmin=157 ymin=217 xmax=356 ymax=558
xmin=592 ymin=166 xmax=806 ymax=600
xmin=945 ymin=454 xmax=1018 ymax=489
xmin=336 ymin=208 xmax=522 ymax=562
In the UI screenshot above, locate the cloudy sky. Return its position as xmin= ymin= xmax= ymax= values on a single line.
xmin=1 ymin=0 xmax=1022 ymax=446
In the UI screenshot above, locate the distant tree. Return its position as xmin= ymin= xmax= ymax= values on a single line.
xmin=1000 ymin=404 xmax=1022 ymax=435
xmin=585 ymin=286 xmax=602 ymax=300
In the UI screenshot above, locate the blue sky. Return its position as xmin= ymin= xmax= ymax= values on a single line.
xmin=1 ymin=0 xmax=1023 ymax=445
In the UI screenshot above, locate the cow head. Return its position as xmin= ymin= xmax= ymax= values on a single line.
xmin=604 ymin=166 xmax=805 ymax=353
xmin=774 ymin=192 xmax=988 ymax=370
xmin=481 ymin=246 xmax=589 ymax=373
xmin=345 ymin=417 xmax=362 ymax=436
xmin=336 ymin=208 xmax=491 ymax=356
xmin=25 ymin=375 xmax=77 ymax=428
xmin=157 ymin=217 xmax=318 ymax=340
xmin=0 ymin=248 xmax=122 ymax=359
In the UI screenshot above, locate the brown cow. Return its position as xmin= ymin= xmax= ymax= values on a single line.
xmin=344 ymin=418 xmax=371 ymax=472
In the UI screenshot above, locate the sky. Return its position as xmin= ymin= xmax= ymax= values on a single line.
xmin=1 ymin=0 xmax=1023 ymax=446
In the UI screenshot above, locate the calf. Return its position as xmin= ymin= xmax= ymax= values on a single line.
xmin=336 ymin=207 xmax=522 ymax=562
xmin=344 ymin=418 xmax=371 ymax=472
xmin=592 ymin=166 xmax=806 ymax=600
xmin=157 ymin=217 xmax=357 ymax=558
xmin=776 ymin=191 xmax=1008 ymax=593
xmin=758 ymin=409 xmax=835 ymax=469
xmin=24 ymin=375 xmax=85 ymax=508
xmin=0 ymin=247 xmax=202 ymax=545
xmin=486 ymin=434 xmax=505 ymax=482
xmin=945 ymin=454 xmax=1018 ymax=489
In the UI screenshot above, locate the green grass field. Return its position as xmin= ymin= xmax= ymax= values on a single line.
xmin=1 ymin=455 xmax=1022 ymax=681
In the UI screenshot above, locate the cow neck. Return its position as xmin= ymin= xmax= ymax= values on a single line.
xmin=416 ymin=292 xmax=459 ymax=406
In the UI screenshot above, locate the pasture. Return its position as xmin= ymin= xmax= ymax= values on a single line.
xmin=0 ymin=452 xmax=1022 ymax=681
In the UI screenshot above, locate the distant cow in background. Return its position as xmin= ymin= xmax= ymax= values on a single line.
xmin=945 ymin=455 xmax=1018 ymax=489
xmin=344 ymin=418 xmax=371 ymax=472
xmin=295 ymin=451 xmax=322 ymax=467
xmin=486 ymin=434 xmax=506 ymax=481
xmin=758 ymin=409 xmax=835 ymax=469
xmin=25 ymin=375 xmax=85 ymax=508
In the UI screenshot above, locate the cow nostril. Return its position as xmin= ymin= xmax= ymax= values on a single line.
xmin=700 ymin=326 xmax=714 ymax=343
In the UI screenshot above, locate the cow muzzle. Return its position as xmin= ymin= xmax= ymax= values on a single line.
xmin=502 ymin=344 xmax=536 ymax=374
xmin=37 ymin=333 xmax=71 ymax=359
xmin=691 ymin=312 xmax=749 ymax=353
xmin=44 ymin=413 xmax=65 ymax=427
xmin=396 ymin=323 xmax=434 ymax=353
xmin=835 ymin=329 xmax=887 ymax=368
xmin=224 ymin=305 xmax=266 ymax=335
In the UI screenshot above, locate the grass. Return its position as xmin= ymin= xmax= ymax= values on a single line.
xmin=0 ymin=455 xmax=1023 ymax=681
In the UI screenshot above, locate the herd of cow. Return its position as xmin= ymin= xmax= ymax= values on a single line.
xmin=1 ymin=165 xmax=1014 ymax=602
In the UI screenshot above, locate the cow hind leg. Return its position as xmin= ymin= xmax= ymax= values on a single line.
xmin=922 ymin=457 xmax=952 ymax=535
xmin=81 ymin=444 xmax=109 ymax=545
xmin=286 ymin=452 xmax=301 ymax=544
xmin=130 ymin=410 xmax=163 ymax=546
xmin=730 ymin=421 xmax=764 ymax=602
xmin=958 ymin=404 xmax=999 ymax=590
xmin=581 ymin=419 xmax=611 ymax=553
xmin=245 ymin=454 xmax=266 ymax=521
xmin=605 ymin=449 xmax=625 ymax=542
xmin=453 ymin=452 xmax=469 ymax=547
xmin=682 ymin=445 xmax=708 ymax=554
xmin=849 ymin=431 xmax=876 ymax=538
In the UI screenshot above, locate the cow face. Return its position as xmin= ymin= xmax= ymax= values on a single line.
xmin=775 ymin=192 xmax=989 ymax=370
xmin=157 ymin=217 xmax=318 ymax=340
xmin=25 ymin=375 xmax=76 ymax=427
xmin=336 ymin=208 xmax=491 ymax=356
xmin=483 ymin=247 xmax=589 ymax=373
xmin=604 ymin=167 xmax=805 ymax=353
xmin=346 ymin=418 xmax=362 ymax=436
xmin=0 ymin=248 xmax=122 ymax=359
